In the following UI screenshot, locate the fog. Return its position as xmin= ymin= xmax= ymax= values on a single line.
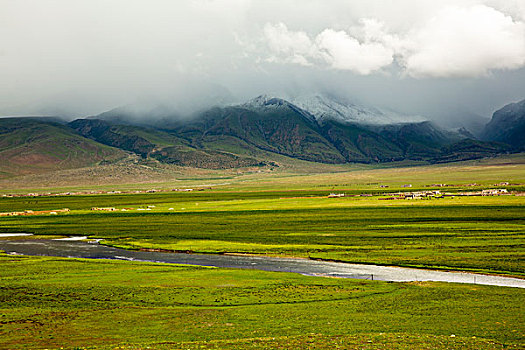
xmin=1 ymin=0 xmax=525 ymax=126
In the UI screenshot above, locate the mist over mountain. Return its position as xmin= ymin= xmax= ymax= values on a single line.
xmin=92 ymin=94 xmax=426 ymax=129
xmin=1 ymin=0 xmax=524 ymax=179
xmin=93 ymin=105 xmax=183 ymax=127
xmin=74 ymin=96 xmax=518 ymax=166
xmin=78 ymin=94 xmax=525 ymax=164
xmin=1 ymin=93 xmax=520 ymax=179
xmin=2 ymin=1 xmax=525 ymax=129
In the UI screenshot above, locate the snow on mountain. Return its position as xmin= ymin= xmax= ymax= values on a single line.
xmin=291 ymin=94 xmax=424 ymax=125
xmin=240 ymin=95 xmax=317 ymax=123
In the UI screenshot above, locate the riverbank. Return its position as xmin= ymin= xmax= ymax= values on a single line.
xmin=1 ymin=238 xmax=523 ymax=288
xmin=1 ymin=192 xmax=523 ymax=276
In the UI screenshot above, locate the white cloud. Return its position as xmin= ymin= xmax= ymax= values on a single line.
xmin=402 ymin=4 xmax=525 ymax=77
xmin=260 ymin=4 xmax=525 ymax=78
xmin=316 ymin=29 xmax=393 ymax=74
xmin=262 ymin=22 xmax=393 ymax=74
xmin=262 ymin=23 xmax=315 ymax=66
xmin=1 ymin=0 xmax=525 ymax=117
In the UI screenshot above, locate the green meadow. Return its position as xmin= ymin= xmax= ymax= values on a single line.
xmin=1 ymin=156 xmax=524 ymax=349
xmin=0 ymin=254 xmax=523 ymax=349
xmin=1 ymin=194 xmax=524 ymax=275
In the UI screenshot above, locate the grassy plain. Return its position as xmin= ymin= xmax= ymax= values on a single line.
xmin=1 ymin=193 xmax=524 ymax=275
xmin=1 ymin=155 xmax=524 ymax=349
xmin=0 ymin=254 xmax=523 ymax=349
xmin=1 ymin=152 xmax=525 ymax=193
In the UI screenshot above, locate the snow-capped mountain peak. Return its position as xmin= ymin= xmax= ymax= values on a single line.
xmin=240 ymin=95 xmax=317 ymax=123
xmin=291 ymin=94 xmax=424 ymax=125
xmin=243 ymin=95 xmax=293 ymax=109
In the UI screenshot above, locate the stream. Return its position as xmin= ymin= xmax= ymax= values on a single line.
xmin=0 ymin=237 xmax=523 ymax=288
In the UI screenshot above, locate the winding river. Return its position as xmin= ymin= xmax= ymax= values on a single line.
xmin=1 ymin=237 xmax=523 ymax=288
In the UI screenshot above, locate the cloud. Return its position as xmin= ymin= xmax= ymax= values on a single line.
xmin=260 ymin=4 xmax=525 ymax=78
xmin=263 ymin=23 xmax=315 ymax=66
xmin=1 ymin=0 xmax=525 ymax=119
xmin=401 ymin=5 xmax=525 ymax=77
xmin=316 ymin=29 xmax=394 ymax=74
xmin=262 ymin=23 xmax=394 ymax=74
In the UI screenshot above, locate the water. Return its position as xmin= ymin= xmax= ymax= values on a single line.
xmin=0 ymin=238 xmax=523 ymax=288
xmin=0 ymin=233 xmax=34 ymax=237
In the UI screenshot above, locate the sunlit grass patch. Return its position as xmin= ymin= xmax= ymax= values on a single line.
xmin=0 ymin=254 xmax=523 ymax=349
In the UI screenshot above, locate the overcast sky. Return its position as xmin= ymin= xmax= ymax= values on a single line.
xmin=1 ymin=0 xmax=525 ymax=123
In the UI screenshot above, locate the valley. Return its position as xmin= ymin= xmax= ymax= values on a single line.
xmin=3 ymin=2 xmax=525 ymax=348
xmin=0 ymin=156 xmax=524 ymax=349
xmin=1 ymin=139 xmax=524 ymax=350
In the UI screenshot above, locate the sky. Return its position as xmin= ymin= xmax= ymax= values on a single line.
xmin=1 ymin=0 xmax=525 ymax=126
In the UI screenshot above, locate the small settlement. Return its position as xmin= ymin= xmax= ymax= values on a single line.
xmin=1 ymin=187 xmax=211 ymax=198
xmin=0 ymin=208 xmax=70 ymax=217
xmin=379 ymin=188 xmax=509 ymax=200
xmin=327 ymin=187 xmax=511 ymax=201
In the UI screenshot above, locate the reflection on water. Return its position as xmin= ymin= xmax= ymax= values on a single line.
xmin=0 ymin=239 xmax=523 ymax=288
xmin=0 ymin=233 xmax=33 ymax=237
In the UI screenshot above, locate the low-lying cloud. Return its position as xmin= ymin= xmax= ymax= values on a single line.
xmin=261 ymin=4 xmax=525 ymax=78
xmin=1 ymin=0 xmax=525 ymax=120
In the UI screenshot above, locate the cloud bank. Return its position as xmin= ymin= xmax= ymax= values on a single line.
xmin=261 ymin=4 xmax=525 ymax=77
xmin=1 ymin=0 xmax=525 ymax=121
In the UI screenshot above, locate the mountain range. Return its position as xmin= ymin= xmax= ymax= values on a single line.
xmin=1 ymin=95 xmax=523 ymax=177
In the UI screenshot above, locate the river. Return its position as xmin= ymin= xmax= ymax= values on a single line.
xmin=0 ymin=237 xmax=523 ymax=288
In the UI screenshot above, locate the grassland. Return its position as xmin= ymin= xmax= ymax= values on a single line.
xmin=0 ymin=254 xmax=523 ymax=349
xmin=1 ymin=151 xmax=524 ymax=193
xmin=1 ymin=192 xmax=524 ymax=275
xmin=1 ymin=155 xmax=524 ymax=349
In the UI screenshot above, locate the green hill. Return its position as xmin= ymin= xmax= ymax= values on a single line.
xmin=374 ymin=121 xmax=459 ymax=160
xmin=69 ymin=118 xmax=188 ymax=157
xmin=2 ymin=97 xmax=517 ymax=177
xmin=434 ymin=138 xmax=512 ymax=163
xmin=69 ymin=118 xmax=267 ymax=169
xmin=0 ymin=118 xmax=126 ymax=178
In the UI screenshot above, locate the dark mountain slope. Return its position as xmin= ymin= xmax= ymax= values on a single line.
xmin=318 ymin=120 xmax=469 ymax=163
xmin=2 ymin=97 xmax=515 ymax=178
xmin=163 ymin=96 xmax=346 ymax=164
xmin=482 ymin=99 xmax=525 ymax=150
xmin=376 ymin=122 xmax=460 ymax=160
xmin=86 ymin=96 xmax=512 ymax=166
xmin=434 ymin=139 xmax=512 ymax=163
xmin=319 ymin=121 xmax=404 ymax=162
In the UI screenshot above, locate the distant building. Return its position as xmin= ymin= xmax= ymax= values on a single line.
xmin=481 ymin=189 xmax=508 ymax=196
